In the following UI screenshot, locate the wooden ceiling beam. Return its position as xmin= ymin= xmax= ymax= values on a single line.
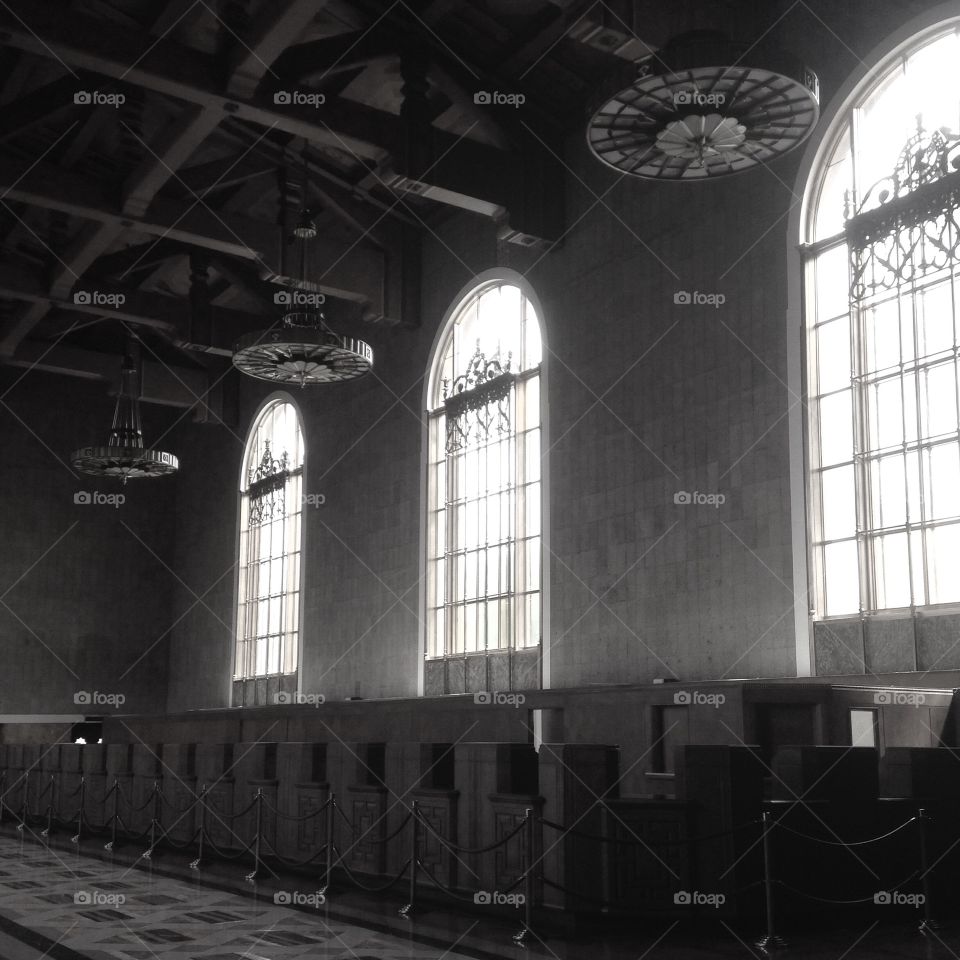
xmin=227 ymin=0 xmax=332 ymax=99
xmin=3 ymin=341 xmax=208 ymax=407
xmin=0 ymin=74 xmax=83 ymax=143
xmin=0 ymin=258 xmax=280 ymax=342
xmin=272 ymin=30 xmax=398 ymax=83
xmin=0 ymin=0 xmax=518 ymax=206
xmin=121 ymin=105 xmax=222 ymax=218
xmin=171 ymin=154 xmax=275 ymax=198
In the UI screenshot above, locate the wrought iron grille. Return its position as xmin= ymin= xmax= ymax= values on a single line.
xmin=247 ymin=440 xmax=290 ymax=526
xmin=442 ymin=344 xmax=514 ymax=454
xmin=847 ymin=124 xmax=960 ymax=299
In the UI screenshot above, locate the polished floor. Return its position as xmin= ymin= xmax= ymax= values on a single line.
xmin=0 ymin=827 xmax=959 ymax=960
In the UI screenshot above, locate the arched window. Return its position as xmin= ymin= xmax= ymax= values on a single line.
xmin=804 ymin=25 xmax=960 ymax=618
xmin=425 ymin=280 xmax=543 ymax=661
xmin=235 ymin=398 xmax=304 ymax=689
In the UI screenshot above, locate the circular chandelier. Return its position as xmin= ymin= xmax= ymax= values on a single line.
xmin=233 ymin=313 xmax=373 ymax=386
xmin=232 ymin=185 xmax=373 ymax=386
xmin=71 ymin=341 xmax=179 ymax=484
xmin=586 ymin=31 xmax=820 ymax=180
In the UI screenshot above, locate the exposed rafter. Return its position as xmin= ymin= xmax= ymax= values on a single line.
xmin=0 ymin=0 xmax=522 ymax=221
xmin=227 ymin=0 xmax=332 ymax=99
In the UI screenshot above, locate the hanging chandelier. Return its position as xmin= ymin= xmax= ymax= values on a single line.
xmin=71 ymin=340 xmax=179 ymax=484
xmin=586 ymin=31 xmax=820 ymax=180
xmin=232 ymin=173 xmax=373 ymax=387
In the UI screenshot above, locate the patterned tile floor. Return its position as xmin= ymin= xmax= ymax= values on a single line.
xmin=0 ymin=834 xmax=487 ymax=960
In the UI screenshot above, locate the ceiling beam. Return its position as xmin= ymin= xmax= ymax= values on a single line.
xmin=0 ymin=156 xmax=401 ymax=323
xmin=0 ymin=0 xmax=519 ymax=215
xmin=2 ymin=341 xmax=208 ymax=407
xmin=121 ymin=105 xmax=222 ymax=218
xmin=0 ymin=74 xmax=82 ymax=143
xmin=273 ymin=30 xmax=398 ymax=83
xmin=227 ymin=0 xmax=331 ymax=99
xmin=171 ymin=154 xmax=275 ymax=198
xmin=0 ymin=154 xmax=272 ymax=261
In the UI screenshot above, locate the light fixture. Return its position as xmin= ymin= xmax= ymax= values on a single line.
xmin=71 ymin=339 xmax=179 ymax=484
xmin=586 ymin=30 xmax=819 ymax=180
xmin=232 ymin=158 xmax=373 ymax=386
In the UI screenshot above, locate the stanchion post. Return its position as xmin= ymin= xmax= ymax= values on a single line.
xmin=142 ymin=780 xmax=160 ymax=859
xmin=190 ymin=785 xmax=206 ymax=870
xmin=0 ymin=770 xmax=6 ymax=823
xmin=16 ymin=771 xmax=27 ymax=832
xmin=399 ymin=800 xmax=419 ymax=917
xmin=755 ymin=810 xmax=786 ymax=953
xmin=18 ymin=771 xmax=28 ymax=830
xmin=512 ymin=808 xmax=535 ymax=945
xmin=105 ymin=779 xmax=119 ymax=851
xmin=71 ymin=776 xmax=86 ymax=844
xmin=320 ymin=793 xmax=337 ymax=896
xmin=245 ymin=789 xmax=263 ymax=883
xmin=41 ymin=775 xmax=54 ymax=838
xmin=918 ymin=807 xmax=943 ymax=935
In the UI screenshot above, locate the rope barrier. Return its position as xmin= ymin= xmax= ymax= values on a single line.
xmin=62 ymin=782 xmax=84 ymax=801
xmin=259 ymin=794 xmax=332 ymax=821
xmin=541 ymin=875 xmax=613 ymax=907
xmin=260 ymin=833 xmax=329 ymax=869
xmin=203 ymin=832 xmax=258 ymax=861
xmin=334 ymin=847 xmax=411 ymax=893
xmin=414 ymin=858 xmax=479 ymax=904
xmin=161 ymin=828 xmax=203 ymax=851
xmin=119 ymin=787 xmax=157 ymax=813
xmin=83 ymin=782 xmax=117 ymax=807
xmin=774 ymin=870 xmax=922 ymax=906
xmin=211 ymin=794 xmax=263 ymax=822
xmin=156 ymin=791 xmax=202 ymax=816
xmin=1 ymin=760 xmax=952 ymax=946
xmin=377 ymin=810 xmax=413 ymax=846
xmin=539 ymin=816 xmax=757 ymax=847
xmin=773 ymin=817 xmax=917 ymax=848
xmin=418 ymin=812 xmax=527 ymax=855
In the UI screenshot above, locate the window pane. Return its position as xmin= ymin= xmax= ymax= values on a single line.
xmin=824 ymin=540 xmax=859 ymax=616
xmin=864 ymin=298 xmax=901 ymax=373
xmin=925 ymin=443 xmax=960 ymax=521
xmin=918 ymin=282 xmax=954 ymax=357
xmin=868 ymin=375 xmax=917 ymax=450
xmin=815 ymin=245 xmax=850 ymax=320
xmin=868 ymin=454 xmax=905 ymax=530
xmin=818 ymin=391 xmax=853 ymax=466
xmin=524 ymin=429 xmax=541 ymax=483
xmin=920 ymin=361 xmax=958 ymax=438
xmin=873 ymin=533 xmax=911 ymax=609
xmin=927 ymin=523 xmax=960 ymax=604
xmin=811 ymin=129 xmax=851 ymax=242
xmin=815 ymin=317 xmax=851 ymax=394
xmin=522 ymin=376 xmax=540 ymax=431
xmin=821 ymin=465 xmax=856 ymax=540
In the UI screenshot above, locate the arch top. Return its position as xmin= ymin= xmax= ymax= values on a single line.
xmin=240 ymin=393 xmax=305 ymax=493
xmin=798 ymin=14 xmax=960 ymax=246
xmin=425 ymin=272 xmax=544 ymax=412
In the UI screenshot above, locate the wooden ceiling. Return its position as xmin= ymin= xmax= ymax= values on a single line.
xmin=0 ymin=0 xmax=680 ymax=411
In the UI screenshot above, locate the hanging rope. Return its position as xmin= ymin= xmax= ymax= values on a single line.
xmin=259 ymin=794 xmax=332 ymax=822
xmin=333 ymin=847 xmax=411 ymax=893
xmin=773 ymin=817 xmax=917 ymax=848
xmin=418 ymin=812 xmax=527 ymax=855
xmin=260 ymin=833 xmax=329 ymax=869
xmin=774 ymin=870 xmax=922 ymax=906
